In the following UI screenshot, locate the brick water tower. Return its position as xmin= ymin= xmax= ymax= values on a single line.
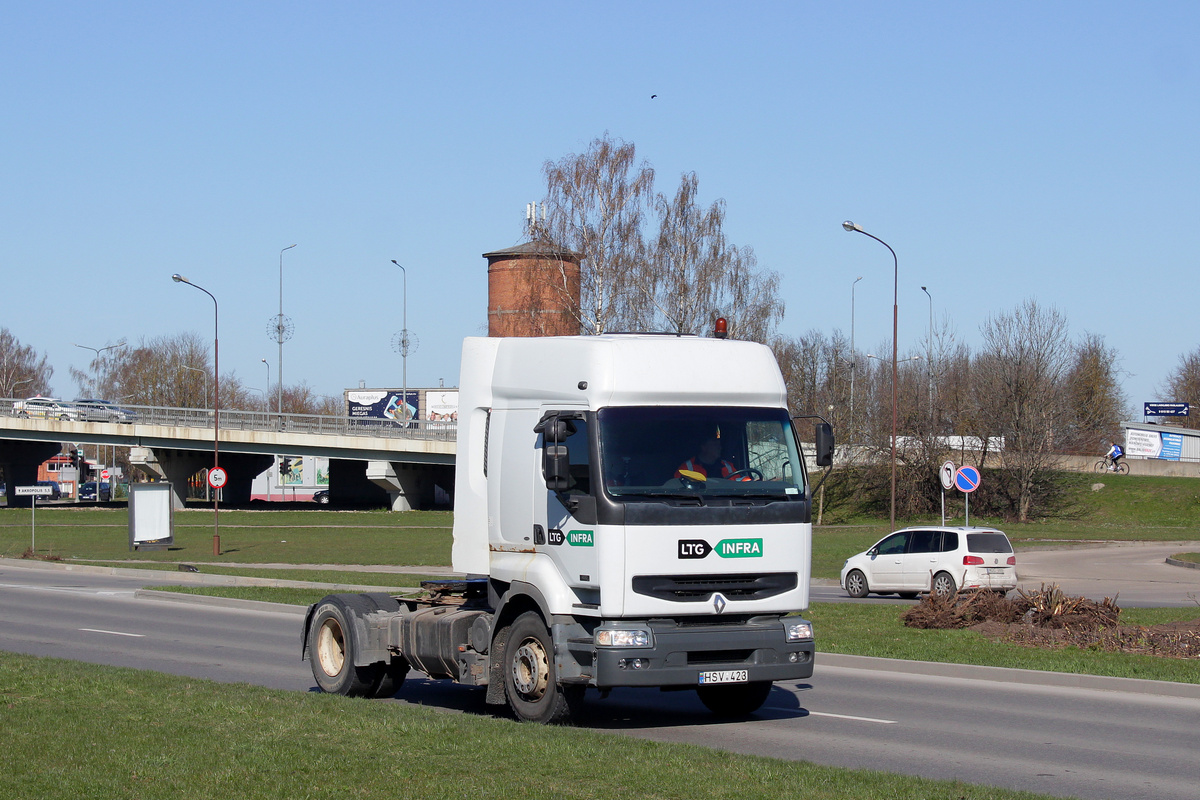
xmin=483 ymin=211 xmax=581 ymax=337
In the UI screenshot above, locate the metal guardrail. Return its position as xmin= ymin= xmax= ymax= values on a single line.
xmin=1 ymin=398 xmax=457 ymax=442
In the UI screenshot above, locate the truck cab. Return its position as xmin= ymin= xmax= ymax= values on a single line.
xmin=305 ymin=334 xmax=831 ymax=723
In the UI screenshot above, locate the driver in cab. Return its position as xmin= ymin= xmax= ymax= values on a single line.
xmin=676 ymin=437 xmax=749 ymax=482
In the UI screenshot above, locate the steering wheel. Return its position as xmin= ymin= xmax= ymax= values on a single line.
xmin=727 ymin=468 xmax=764 ymax=482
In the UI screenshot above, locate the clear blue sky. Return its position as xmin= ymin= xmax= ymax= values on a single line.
xmin=3 ymin=2 xmax=1196 ymax=413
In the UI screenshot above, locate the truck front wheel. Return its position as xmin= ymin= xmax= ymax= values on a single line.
xmin=309 ymin=598 xmax=378 ymax=697
xmin=503 ymin=612 xmax=582 ymax=724
xmin=697 ymin=681 xmax=773 ymax=717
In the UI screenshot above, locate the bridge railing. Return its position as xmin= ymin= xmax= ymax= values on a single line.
xmin=2 ymin=398 xmax=457 ymax=442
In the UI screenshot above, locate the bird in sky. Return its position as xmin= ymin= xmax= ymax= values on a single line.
xmin=651 ymin=94 xmax=657 ymax=99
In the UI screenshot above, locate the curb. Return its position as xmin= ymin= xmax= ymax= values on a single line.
xmin=1165 ymin=557 xmax=1200 ymax=570
xmin=817 ymin=652 xmax=1200 ymax=700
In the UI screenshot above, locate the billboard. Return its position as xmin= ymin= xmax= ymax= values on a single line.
xmin=346 ymin=390 xmax=418 ymax=424
xmin=1126 ymin=428 xmax=1185 ymax=461
xmin=424 ymin=390 xmax=459 ymax=423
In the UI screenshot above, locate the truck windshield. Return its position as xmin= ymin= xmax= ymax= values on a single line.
xmin=598 ymin=406 xmax=806 ymax=500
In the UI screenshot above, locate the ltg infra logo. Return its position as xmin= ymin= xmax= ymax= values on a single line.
xmin=678 ymin=539 xmax=763 ymax=559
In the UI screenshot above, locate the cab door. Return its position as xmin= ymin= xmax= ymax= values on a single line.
xmin=533 ymin=411 xmax=600 ymax=596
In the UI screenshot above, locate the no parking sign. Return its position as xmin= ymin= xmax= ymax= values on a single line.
xmin=955 ymin=465 xmax=981 ymax=493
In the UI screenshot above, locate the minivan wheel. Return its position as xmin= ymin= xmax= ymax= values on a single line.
xmin=845 ymin=569 xmax=869 ymax=599
xmin=931 ymin=572 xmax=957 ymax=597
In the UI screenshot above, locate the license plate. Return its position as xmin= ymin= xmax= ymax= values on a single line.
xmin=698 ymin=669 xmax=748 ymax=685
xmin=984 ymin=567 xmax=1007 ymax=574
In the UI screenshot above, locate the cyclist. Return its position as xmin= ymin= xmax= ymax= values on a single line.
xmin=1105 ymin=440 xmax=1124 ymax=472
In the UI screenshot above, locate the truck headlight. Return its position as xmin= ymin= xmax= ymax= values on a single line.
xmin=596 ymin=629 xmax=652 ymax=647
xmin=785 ymin=620 xmax=813 ymax=642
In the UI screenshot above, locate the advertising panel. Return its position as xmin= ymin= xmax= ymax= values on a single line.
xmin=1125 ymin=428 xmax=1162 ymax=458
xmin=424 ymin=390 xmax=459 ymax=423
xmin=346 ymin=390 xmax=418 ymax=424
xmin=1126 ymin=428 xmax=1184 ymax=461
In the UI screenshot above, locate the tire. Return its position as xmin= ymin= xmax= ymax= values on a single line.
xmin=308 ymin=596 xmax=381 ymax=697
xmin=503 ymin=611 xmax=581 ymax=724
xmin=697 ymin=681 xmax=773 ymax=717
xmin=1116 ymin=462 xmax=1130 ymax=475
xmin=931 ymin=572 xmax=957 ymax=598
xmin=844 ymin=569 xmax=869 ymax=599
xmin=1093 ymin=460 xmax=1109 ymax=473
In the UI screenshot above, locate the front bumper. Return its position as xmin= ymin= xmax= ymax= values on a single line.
xmin=583 ymin=617 xmax=815 ymax=689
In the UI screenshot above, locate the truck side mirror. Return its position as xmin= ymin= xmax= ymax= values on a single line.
xmin=543 ymin=444 xmax=570 ymax=490
xmin=814 ymin=422 xmax=834 ymax=467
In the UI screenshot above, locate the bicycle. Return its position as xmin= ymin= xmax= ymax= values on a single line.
xmin=1094 ymin=455 xmax=1129 ymax=475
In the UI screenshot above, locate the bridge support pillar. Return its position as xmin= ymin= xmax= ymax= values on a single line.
xmin=130 ymin=448 xmax=210 ymax=509
xmin=366 ymin=460 xmax=434 ymax=511
xmin=0 ymin=441 xmax=62 ymax=507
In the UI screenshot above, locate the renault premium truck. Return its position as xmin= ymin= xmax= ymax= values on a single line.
xmin=303 ymin=333 xmax=833 ymax=723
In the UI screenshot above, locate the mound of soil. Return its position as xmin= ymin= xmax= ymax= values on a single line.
xmin=902 ymin=584 xmax=1200 ymax=659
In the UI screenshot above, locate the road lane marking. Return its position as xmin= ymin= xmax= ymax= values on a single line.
xmin=805 ymin=711 xmax=897 ymax=724
xmin=79 ymin=628 xmax=145 ymax=638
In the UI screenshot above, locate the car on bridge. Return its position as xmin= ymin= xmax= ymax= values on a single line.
xmin=12 ymin=397 xmax=79 ymax=421
xmin=74 ymin=399 xmax=137 ymax=423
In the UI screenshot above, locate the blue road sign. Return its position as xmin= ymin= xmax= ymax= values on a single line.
xmin=1144 ymin=402 xmax=1189 ymax=417
xmin=955 ymin=465 xmax=981 ymax=493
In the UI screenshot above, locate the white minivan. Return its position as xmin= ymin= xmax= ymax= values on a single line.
xmin=840 ymin=526 xmax=1017 ymax=598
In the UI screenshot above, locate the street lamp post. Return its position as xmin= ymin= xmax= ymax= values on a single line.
xmin=843 ymin=220 xmax=900 ymax=530
xmin=921 ymin=286 xmax=934 ymax=429
xmin=276 ymin=244 xmax=297 ymax=416
xmin=172 ymin=273 xmax=221 ymax=556
xmin=11 ymin=377 xmax=34 ymax=396
xmin=73 ymin=341 xmax=126 ymax=397
xmin=390 ymin=260 xmax=409 ymax=422
xmin=850 ymin=276 xmax=862 ymax=440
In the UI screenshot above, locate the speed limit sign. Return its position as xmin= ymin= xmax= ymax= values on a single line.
xmin=207 ymin=467 xmax=228 ymax=489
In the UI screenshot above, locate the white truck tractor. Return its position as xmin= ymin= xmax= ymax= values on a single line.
xmin=302 ymin=333 xmax=833 ymax=723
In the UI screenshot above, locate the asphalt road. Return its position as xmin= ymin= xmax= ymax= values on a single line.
xmin=2 ymin=556 xmax=1199 ymax=800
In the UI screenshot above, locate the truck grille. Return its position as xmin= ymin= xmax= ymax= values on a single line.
xmin=631 ymin=572 xmax=796 ymax=602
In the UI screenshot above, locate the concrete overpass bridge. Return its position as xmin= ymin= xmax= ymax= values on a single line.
xmin=0 ymin=401 xmax=456 ymax=510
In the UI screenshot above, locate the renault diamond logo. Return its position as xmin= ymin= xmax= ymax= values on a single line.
xmin=712 ymin=593 xmax=728 ymax=614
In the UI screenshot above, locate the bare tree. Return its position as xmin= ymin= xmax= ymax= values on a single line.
xmin=639 ymin=173 xmax=784 ymax=341
xmin=539 ymin=133 xmax=655 ymax=334
xmin=0 ymin=328 xmax=54 ymax=397
xmin=1159 ymin=347 xmax=1200 ymax=431
xmin=973 ymin=300 xmax=1072 ymax=522
xmin=1063 ymin=333 xmax=1129 ymax=450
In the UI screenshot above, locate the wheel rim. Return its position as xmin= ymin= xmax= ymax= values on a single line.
xmin=847 ymin=572 xmax=864 ymax=595
xmin=933 ymin=576 xmax=953 ymax=596
xmin=316 ymin=617 xmax=346 ymax=677
xmin=510 ymin=636 xmax=550 ymax=700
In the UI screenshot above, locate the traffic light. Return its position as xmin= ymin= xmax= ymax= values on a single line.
xmin=278 ymin=457 xmax=288 ymax=478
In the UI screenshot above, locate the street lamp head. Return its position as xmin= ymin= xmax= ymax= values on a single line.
xmin=842 ymin=220 xmax=860 ymax=233
xmin=391 ymin=259 xmax=402 ymax=268
xmin=172 ymin=273 xmax=186 ymax=284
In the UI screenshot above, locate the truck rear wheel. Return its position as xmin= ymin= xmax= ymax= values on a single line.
xmin=309 ymin=597 xmax=379 ymax=697
xmin=503 ymin=612 xmax=582 ymax=724
xmin=697 ymin=681 xmax=773 ymax=717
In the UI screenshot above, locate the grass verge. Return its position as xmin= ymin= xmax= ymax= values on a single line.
xmin=809 ymin=601 xmax=1200 ymax=683
xmin=0 ymin=651 xmax=1057 ymax=800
